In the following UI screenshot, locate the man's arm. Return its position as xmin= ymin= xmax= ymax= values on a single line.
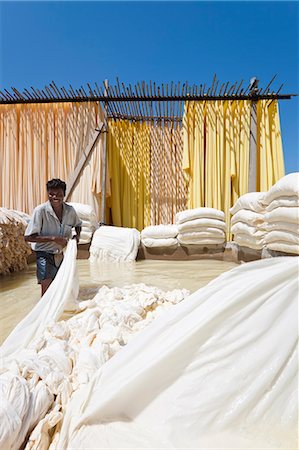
xmin=25 ymin=234 xmax=68 ymax=247
xmin=73 ymin=226 xmax=82 ymax=243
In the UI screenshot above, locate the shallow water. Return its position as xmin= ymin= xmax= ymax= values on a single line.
xmin=0 ymin=258 xmax=237 ymax=344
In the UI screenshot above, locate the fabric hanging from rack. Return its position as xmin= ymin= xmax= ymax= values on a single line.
xmin=0 ymin=102 xmax=106 ymax=218
xmin=149 ymin=122 xmax=187 ymax=225
xmin=108 ymin=120 xmax=187 ymax=230
xmin=107 ymin=120 xmax=151 ymax=230
xmin=182 ymin=100 xmax=284 ymax=233
xmin=256 ymin=100 xmax=285 ymax=192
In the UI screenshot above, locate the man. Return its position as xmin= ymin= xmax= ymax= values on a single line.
xmin=25 ymin=178 xmax=82 ymax=296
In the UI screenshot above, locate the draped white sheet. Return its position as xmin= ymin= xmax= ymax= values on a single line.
xmin=0 ymin=240 xmax=79 ymax=361
xmin=57 ymin=256 xmax=298 ymax=449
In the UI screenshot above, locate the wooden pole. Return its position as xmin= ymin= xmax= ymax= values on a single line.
xmin=100 ymin=79 xmax=108 ymax=224
xmin=249 ymin=100 xmax=257 ymax=192
xmin=248 ymin=78 xmax=259 ymax=192
xmin=65 ymin=125 xmax=104 ymax=201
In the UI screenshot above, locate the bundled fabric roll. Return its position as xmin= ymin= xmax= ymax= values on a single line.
xmin=0 ymin=208 xmax=32 ymax=275
xmin=263 ymin=173 xmax=299 ymax=255
xmin=90 ymin=226 xmax=140 ymax=262
xmin=67 ymin=202 xmax=98 ymax=244
xmin=141 ymin=224 xmax=178 ymax=248
xmin=175 ymin=208 xmax=226 ymax=245
xmin=230 ymin=192 xmax=266 ymax=250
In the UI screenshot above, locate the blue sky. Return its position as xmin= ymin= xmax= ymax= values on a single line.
xmin=0 ymin=1 xmax=298 ymax=173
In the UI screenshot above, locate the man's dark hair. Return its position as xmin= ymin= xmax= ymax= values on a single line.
xmin=46 ymin=179 xmax=67 ymax=195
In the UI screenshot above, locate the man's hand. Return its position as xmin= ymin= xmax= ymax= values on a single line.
xmin=53 ymin=236 xmax=68 ymax=247
xmin=72 ymin=235 xmax=80 ymax=244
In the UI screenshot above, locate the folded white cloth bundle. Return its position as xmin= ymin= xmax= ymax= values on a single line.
xmin=264 ymin=206 xmax=299 ymax=225
xmin=262 ymin=172 xmax=299 ymax=206
xmin=266 ymin=195 xmax=299 ymax=212
xmin=141 ymin=237 xmax=178 ymax=248
xmin=230 ymin=193 xmax=266 ymax=250
xmin=265 ymin=230 xmax=299 ymax=245
xmin=261 ymin=173 xmax=299 ymax=255
xmin=67 ymin=202 xmax=98 ymax=244
xmin=175 ymin=208 xmax=226 ymax=246
xmin=141 ymin=225 xmax=178 ymax=249
xmin=266 ymin=242 xmax=299 ymax=255
xmin=178 ymin=233 xmax=225 ymax=245
xmin=231 ymin=209 xmax=265 ymax=227
xmin=231 ymin=222 xmax=265 ymax=238
xmin=230 ymin=192 xmax=266 ymax=215
xmin=141 ymin=224 xmax=178 ymax=239
xmin=90 ymin=226 xmax=140 ymax=262
xmin=178 ymin=218 xmax=227 ymax=233
xmin=175 ymin=207 xmax=225 ymax=224
xmin=233 ymin=234 xmax=265 ymax=250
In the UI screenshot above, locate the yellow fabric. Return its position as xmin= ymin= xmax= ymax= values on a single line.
xmin=183 ymin=100 xmax=251 ymax=234
xmin=0 ymin=102 xmax=106 ymax=218
xmin=256 ymin=100 xmax=285 ymax=191
xmin=108 ymin=120 xmax=151 ymax=230
xmin=108 ymin=120 xmax=187 ymax=230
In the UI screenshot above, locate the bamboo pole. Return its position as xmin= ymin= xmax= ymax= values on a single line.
xmin=100 ymin=79 xmax=109 ymax=224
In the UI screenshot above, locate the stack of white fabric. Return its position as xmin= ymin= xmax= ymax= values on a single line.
xmin=1 ymin=259 xmax=189 ymax=449
xmin=230 ymin=193 xmax=266 ymax=250
xmin=175 ymin=208 xmax=226 ymax=246
xmin=0 ymin=208 xmax=32 ymax=275
xmin=141 ymin=224 xmax=178 ymax=248
xmin=263 ymin=173 xmax=299 ymax=255
xmin=90 ymin=225 xmax=140 ymax=262
xmin=67 ymin=202 xmax=98 ymax=244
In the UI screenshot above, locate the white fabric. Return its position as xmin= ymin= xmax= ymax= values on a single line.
xmin=265 ymin=221 xmax=299 ymax=234
xmin=230 ymin=192 xmax=265 ymax=215
xmin=233 ymin=234 xmax=264 ymax=250
xmin=265 ymin=230 xmax=299 ymax=245
xmin=141 ymin=224 xmax=178 ymax=239
xmin=1 ymin=283 xmax=189 ymax=450
xmin=0 ymin=240 xmax=79 ymax=361
xmin=264 ymin=206 xmax=299 ymax=224
xmin=266 ymin=195 xmax=299 ymax=212
xmin=262 ymin=172 xmax=299 ymax=206
xmin=141 ymin=237 xmax=178 ymax=248
xmin=89 ymin=226 xmax=140 ymax=262
xmin=57 ymin=257 xmax=299 ymax=450
xmin=66 ymin=202 xmax=98 ymax=228
xmin=77 ymin=230 xmax=93 ymax=244
xmin=67 ymin=202 xmax=98 ymax=244
xmin=231 ymin=209 xmax=265 ymax=226
xmin=266 ymin=242 xmax=299 ymax=255
xmin=231 ymin=222 xmax=265 ymax=237
xmin=175 ymin=207 xmax=225 ymax=225
xmin=178 ymin=218 xmax=227 ymax=233
xmin=178 ymin=232 xmax=225 ymax=245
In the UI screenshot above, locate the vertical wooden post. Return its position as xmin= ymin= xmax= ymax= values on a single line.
xmin=101 ymin=79 xmax=108 ymax=224
xmin=248 ymin=100 xmax=257 ymax=192
xmin=248 ymin=77 xmax=259 ymax=192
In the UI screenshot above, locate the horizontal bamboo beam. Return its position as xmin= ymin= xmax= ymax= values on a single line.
xmin=0 ymin=93 xmax=296 ymax=105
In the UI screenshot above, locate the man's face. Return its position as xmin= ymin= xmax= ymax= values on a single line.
xmin=48 ymin=188 xmax=64 ymax=208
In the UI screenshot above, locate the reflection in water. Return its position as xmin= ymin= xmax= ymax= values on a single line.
xmin=0 ymin=259 xmax=237 ymax=344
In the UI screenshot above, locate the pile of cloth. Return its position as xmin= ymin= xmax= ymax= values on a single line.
xmin=141 ymin=224 xmax=178 ymax=249
xmin=230 ymin=193 xmax=266 ymax=250
xmin=175 ymin=207 xmax=226 ymax=246
xmin=263 ymin=173 xmax=299 ymax=255
xmin=89 ymin=225 xmax=140 ymax=262
xmin=0 ymin=207 xmax=31 ymax=275
xmin=57 ymin=256 xmax=298 ymax=450
xmin=67 ymin=202 xmax=98 ymax=244
xmin=0 ymin=244 xmax=189 ymax=450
